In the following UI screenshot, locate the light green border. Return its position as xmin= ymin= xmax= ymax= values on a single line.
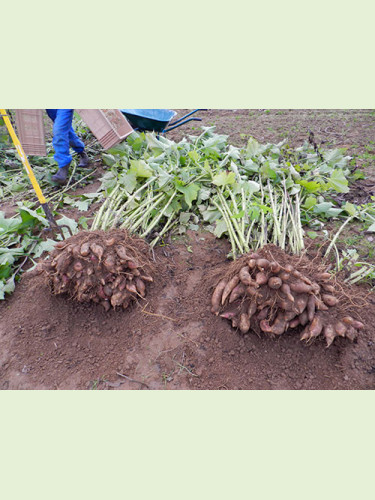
xmin=2 ymin=1 xmax=375 ymax=498
xmin=1 ymin=392 xmax=375 ymax=499
xmin=2 ymin=1 xmax=375 ymax=107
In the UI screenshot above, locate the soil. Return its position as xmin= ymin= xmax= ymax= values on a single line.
xmin=1 ymin=230 xmax=375 ymax=390
xmin=1 ymin=109 xmax=375 ymax=390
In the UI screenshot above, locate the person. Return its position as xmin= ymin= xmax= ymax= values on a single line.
xmin=46 ymin=109 xmax=90 ymax=185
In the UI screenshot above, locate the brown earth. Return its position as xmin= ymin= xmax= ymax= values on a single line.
xmin=1 ymin=109 xmax=375 ymax=390
xmin=1 ymin=230 xmax=375 ymax=390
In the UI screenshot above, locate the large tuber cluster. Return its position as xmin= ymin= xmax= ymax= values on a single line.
xmin=43 ymin=230 xmax=153 ymax=311
xmin=211 ymin=245 xmax=364 ymax=347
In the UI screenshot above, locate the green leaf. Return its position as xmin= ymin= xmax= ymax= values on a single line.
xmin=366 ymin=223 xmax=375 ymax=233
xmin=0 ymin=211 xmax=22 ymax=234
xmin=249 ymin=206 xmax=261 ymax=220
xmin=32 ymin=239 xmax=56 ymax=259
xmin=188 ymin=150 xmax=200 ymax=162
xmin=352 ymin=170 xmax=365 ymax=180
xmin=102 ymin=154 xmax=117 ymax=167
xmin=119 ymin=172 xmax=137 ymax=193
xmin=200 ymin=207 xmax=221 ymax=223
xmin=246 ymin=137 xmax=262 ymax=157
xmin=313 ymin=202 xmax=334 ymax=214
xmin=324 ymin=149 xmax=348 ymax=168
xmin=314 ymin=202 xmax=343 ymax=218
xmin=212 ymin=171 xmax=236 ymax=186
xmin=231 ymin=210 xmax=245 ymax=219
xmin=326 ymin=208 xmax=343 ymax=217
xmin=343 ymin=202 xmax=357 ymax=216
xmin=73 ymin=200 xmax=90 ymax=211
xmin=17 ymin=204 xmax=49 ymax=228
xmin=175 ymin=183 xmax=200 ymax=208
xmin=129 ymin=160 xmax=153 ymax=178
xmin=157 ymin=169 xmax=172 ymax=188
xmin=260 ymin=162 xmax=277 ymax=180
xmin=228 ymin=145 xmax=241 ymax=160
xmin=56 ymin=216 xmax=78 ymax=237
xmin=288 ymin=165 xmax=301 ymax=180
xmin=0 ymin=249 xmax=20 ymax=267
xmin=62 ymin=196 xmax=75 ymax=206
xmin=245 ymin=181 xmax=260 ymax=195
xmin=197 ymin=187 xmax=212 ymax=202
xmin=326 ymin=169 xmax=349 ymax=193
xmin=78 ymin=216 xmax=89 ymax=230
xmin=179 ymin=212 xmax=191 ymax=224
xmin=303 ymin=196 xmax=317 ymax=210
xmin=297 ymin=180 xmax=322 ymax=193
xmin=0 ymin=276 xmax=15 ymax=300
xmin=214 ymin=219 xmax=228 ymax=238
xmin=108 ymin=141 xmax=130 ymax=156
xmin=243 ymin=159 xmax=259 ymax=173
xmin=81 ymin=192 xmax=101 ymax=200
xmin=307 ymin=231 xmax=319 ymax=239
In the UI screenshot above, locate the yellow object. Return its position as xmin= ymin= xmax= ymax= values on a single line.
xmin=1 ymin=108 xmax=47 ymax=204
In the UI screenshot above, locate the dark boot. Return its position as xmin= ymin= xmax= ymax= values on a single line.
xmin=78 ymin=150 xmax=90 ymax=168
xmin=52 ymin=165 xmax=70 ymax=185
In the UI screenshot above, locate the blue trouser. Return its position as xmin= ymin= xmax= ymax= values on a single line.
xmin=46 ymin=109 xmax=85 ymax=168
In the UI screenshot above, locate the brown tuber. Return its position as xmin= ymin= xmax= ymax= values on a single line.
xmin=211 ymin=279 xmax=228 ymax=314
xmin=239 ymin=266 xmax=253 ymax=286
xmin=222 ymin=276 xmax=240 ymax=305
xmin=268 ymin=277 xmax=282 ymax=289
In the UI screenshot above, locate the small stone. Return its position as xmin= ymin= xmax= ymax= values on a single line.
xmin=344 ymin=375 xmax=349 ymax=381
xmin=229 ymin=350 xmax=235 ymax=356
xmin=208 ymin=357 xmax=214 ymax=364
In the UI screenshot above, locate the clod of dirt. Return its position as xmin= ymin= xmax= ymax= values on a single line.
xmin=41 ymin=229 xmax=154 ymax=311
xmin=211 ymin=244 xmax=366 ymax=347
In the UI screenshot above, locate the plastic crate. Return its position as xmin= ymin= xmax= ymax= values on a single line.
xmin=76 ymin=109 xmax=133 ymax=150
xmin=15 ymin=109 xmax=47 ymax=156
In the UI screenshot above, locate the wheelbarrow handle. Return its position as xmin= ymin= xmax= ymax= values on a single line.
xmin=168 ymin=109 xmax=207 ymax=127
xmin=164 ymin=117 xmax=202 ymax=133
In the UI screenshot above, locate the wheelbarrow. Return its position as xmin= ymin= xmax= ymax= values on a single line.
xmin=119 ymin=109 xmax=205 ymax=133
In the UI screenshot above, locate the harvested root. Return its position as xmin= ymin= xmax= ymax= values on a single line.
xmin=42 ymin=229 xmax=154 ymax=311
xmin=212 ymin=244 xmax=365 ymax=347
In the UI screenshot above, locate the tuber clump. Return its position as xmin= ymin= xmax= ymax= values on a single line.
xmin=42 ymin=229 xmax=154 ymax=311
xmin=211 ymin=244 xmax=364 ymax=347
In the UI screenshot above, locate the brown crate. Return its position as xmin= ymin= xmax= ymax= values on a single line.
xmin=15 ymin=109 xmax=47 ymax=156
xmin=76 ymin=109 xmax=133 ymax=150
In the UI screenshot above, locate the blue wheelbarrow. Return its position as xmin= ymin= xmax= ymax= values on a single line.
xmin=120 ymin=109 xmax=205 ymax=134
